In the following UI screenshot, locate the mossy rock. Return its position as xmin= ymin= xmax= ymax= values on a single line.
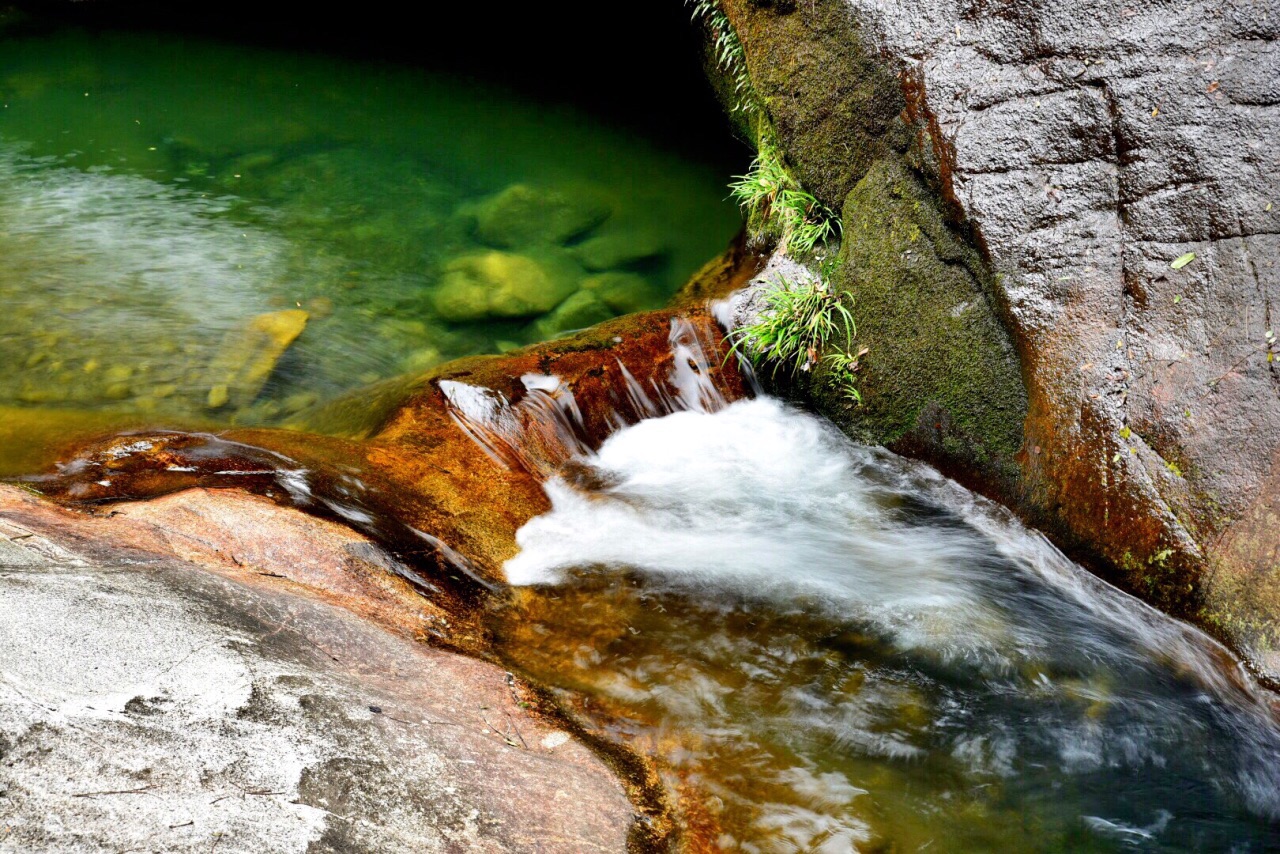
xmin=529 ymin=290 xmax=616 ymax=339
xmin=581 ymin=272 xmax=664 ymax=315
xmin=433 ymin=251 xmax=581 ymax=322
xmin=816 ymin=158 xmax=1027 ymax=488
xmin=720 ymin=0 xmax=907 ymax=209
xmin=470 ymin=184 xmax=610 ymax=249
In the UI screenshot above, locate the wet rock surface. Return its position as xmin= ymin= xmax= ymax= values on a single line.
xmin=0 ymin=487 xmax=634 ymax=853
xmin=721 ymin=0 xmax=1280 ymax=673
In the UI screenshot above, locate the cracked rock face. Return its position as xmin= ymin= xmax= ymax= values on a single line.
xmin=724 ymin=0 xmax=1278 ymax=669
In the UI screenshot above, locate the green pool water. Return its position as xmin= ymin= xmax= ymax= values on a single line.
xmin=0 ymin=26 xmax=742 ymax=470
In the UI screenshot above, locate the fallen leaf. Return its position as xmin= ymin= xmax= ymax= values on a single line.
xmin=1206 ymin=81 xmax=1220 ymax=93
xmin=1170 ymin=252 xmax=1196 ymax=270
xmin=1151 ymin=106 xmax=1160 ymax=116
xmin=1173 ymin=294 xmax=1182 ymax=303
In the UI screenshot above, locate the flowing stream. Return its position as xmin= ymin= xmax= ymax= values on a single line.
xmin=495 ymin=394 xmax=1280 ymax=851
xmin=4 ymin=13 xmax=1280 ymax=854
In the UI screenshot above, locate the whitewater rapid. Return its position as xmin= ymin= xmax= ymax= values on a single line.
xmin=503 ymin=396 xmax=1280 ymax=846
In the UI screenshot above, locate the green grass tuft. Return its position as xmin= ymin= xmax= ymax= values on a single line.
xmin=728 ymin=274 xmax=859 ymax=395
xmin=688 ymin=1 xmax=842 ymax=255
xmin=823 ymin=348 xmax=868 ymax=405
xmin=687 ymin=0 xmax=753 ymax=113
xmin=729 ymin=138 xmax=841 ymax=256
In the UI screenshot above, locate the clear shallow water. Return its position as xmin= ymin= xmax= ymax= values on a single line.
xmin=0 ymin=28 xmax=741 ymax=470
xmin=497 ymin=397 xmax=1280 ymax=852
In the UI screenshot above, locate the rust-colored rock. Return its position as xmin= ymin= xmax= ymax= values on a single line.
xmin=0 ymin=484 xmax=464 ymax=649
xmin=35 ymin=304 xmax=748 ymax=591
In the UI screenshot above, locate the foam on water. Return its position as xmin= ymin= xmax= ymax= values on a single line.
xmin=507 ymin=399 xmax=1003 ymax=651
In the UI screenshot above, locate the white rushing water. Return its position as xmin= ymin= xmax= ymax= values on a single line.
xmin=507 ymin=398 xmax=1242 ymax=681
xmin=504 ymin=396 xmax=1280 ymax=848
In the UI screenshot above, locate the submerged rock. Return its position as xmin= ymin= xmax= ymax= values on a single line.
xmin=203 ymin=309 xmax=308 ymax=411
xmin=433 ymin=251 xmax=580 ymax=322
xmin=0 ymin=406 xmax=193 ymax=479
xmin=582 ymin=271 xmax=665 ymax=315
xmin=529 ymin=290 xmax=615 ymax=339
xmin=469 ymin=184 xmax=610 ymax=249
xmin=572 ymin=229 xmax=668 ymax=272
xmin=42 ymin=299 xmax=750 ymax=589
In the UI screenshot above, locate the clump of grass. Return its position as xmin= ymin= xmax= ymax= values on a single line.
xmin=687 ymin=1 xmax=842 ymax=254
xmin=729 ymin=274 xmax=858 ymax=386
xmin=687 ymin=0 xmax=753 ymax=113
xmin=823 ymin=348 xmax=869 ymax=404
xmin=730 ymin=138 xmax=841 ymax=255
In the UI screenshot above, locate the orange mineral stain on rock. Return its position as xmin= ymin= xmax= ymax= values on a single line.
xmin=35 ymin=301 xmax=749 ymax=591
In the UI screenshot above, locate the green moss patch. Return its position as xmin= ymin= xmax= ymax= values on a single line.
xmin=816 ymin=158 xmax=1027 ymax=485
